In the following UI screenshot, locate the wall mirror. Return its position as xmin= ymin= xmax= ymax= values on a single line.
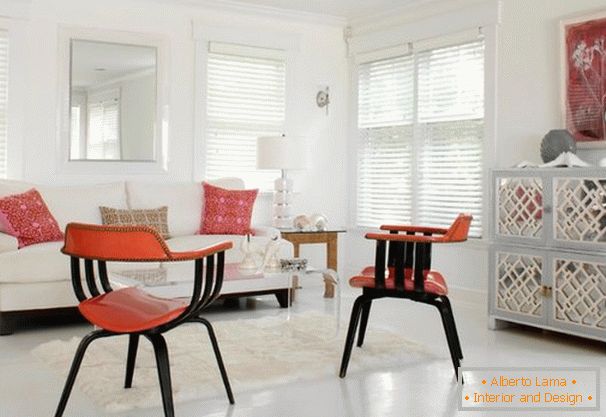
xmin=58 ymin=27 xmax=169 ymax=174
xmin=70 ymin=40 xmax=157 ymax=161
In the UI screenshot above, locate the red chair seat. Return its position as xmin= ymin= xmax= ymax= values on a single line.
xmin=78 ymin=287 xmax=188 ymax=333
xmin=349 ymin=266 xmax=448 ymax=295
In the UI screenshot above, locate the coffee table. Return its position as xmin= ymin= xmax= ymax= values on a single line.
xmin=109 ymin=263 xmax=291 ymax=306
xmin=110 ymin=263 xmax=342 ymax=338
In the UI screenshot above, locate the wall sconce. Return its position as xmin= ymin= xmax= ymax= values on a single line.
xmin=316 ymin=86 xmax=330 ymax=115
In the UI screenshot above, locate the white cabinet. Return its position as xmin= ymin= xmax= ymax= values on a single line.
xmin=490 ymin=169 xmax=606 ymax=342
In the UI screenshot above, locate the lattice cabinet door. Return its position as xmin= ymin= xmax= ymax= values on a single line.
xmin=551 ymin=253 xmax=606 ymax=341
xmin=490 ymin=246 xmax=547 ymax=326
xmin=553 ymin=177 xmax=606 ymax=252
xmin=495 ymin=175 xmax=545 ymax=244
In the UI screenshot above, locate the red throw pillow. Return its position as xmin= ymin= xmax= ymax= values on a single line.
xmin=0 ymin=188 xmax=63 ymax=248
xmin=200 ymin=182 xmax=258 ymax=235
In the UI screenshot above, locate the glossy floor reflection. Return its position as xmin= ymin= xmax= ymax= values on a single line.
xmin=2 ymin=284 xmax=606 ymax=417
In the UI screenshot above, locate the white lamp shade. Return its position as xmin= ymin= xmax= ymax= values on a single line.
xmin=257 ymin=136 xmax=306 ymax=170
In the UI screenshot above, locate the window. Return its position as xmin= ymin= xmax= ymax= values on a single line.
xmin=86 ymin=89 xmax=120 ymax=160
xmin=0 ymin=30 xmax=8 ymax=178
xmin=204 ymin=42 xmax=286 ymax=190
xmin=356 ymin=38 xmax=484 ymax=237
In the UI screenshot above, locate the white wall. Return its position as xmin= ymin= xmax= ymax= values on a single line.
xmin=1 ymin=0 xmax=349 ymax=240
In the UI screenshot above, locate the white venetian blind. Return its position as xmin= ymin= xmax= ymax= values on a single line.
xmin=0 ymin=31 xmax=8 ymax=178
xmin=357 ymin=55 xmax=414 ymax=227
xmin=205 ymin=41 xmax=285 ymax=189
xmin=87 ymin=91 xmax=120 ymax=160
xmin=356 ymin=36 xmax=485 ymax=237
xmin=416 ymin=40 xmax=484 ymax=236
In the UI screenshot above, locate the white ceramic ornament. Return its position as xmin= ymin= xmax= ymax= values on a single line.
xmin=309 ymin=213 xmax=328 ymax=231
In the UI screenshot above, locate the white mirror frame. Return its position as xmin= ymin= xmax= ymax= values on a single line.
xmin=57 ymin=26 xmax=170 ymax=175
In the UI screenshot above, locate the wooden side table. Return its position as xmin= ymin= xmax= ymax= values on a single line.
xmin=280 ymin=229 xmax=346 ymax=298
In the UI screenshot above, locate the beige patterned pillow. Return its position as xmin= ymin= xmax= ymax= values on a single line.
xmin=99 ymin=206 xmax=170 ymax=239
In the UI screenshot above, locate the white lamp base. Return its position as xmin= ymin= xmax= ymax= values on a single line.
xmin=272 ymin=177 xmax=293 ymax=229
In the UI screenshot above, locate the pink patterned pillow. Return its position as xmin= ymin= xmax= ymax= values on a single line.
xmin=0 ymin=188 xmax=63 ymax=248
xmin=200 ymin=182 xmax=258 ymax=235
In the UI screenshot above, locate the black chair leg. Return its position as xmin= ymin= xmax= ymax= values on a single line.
xmin=434 ymin=300 xmax=460 ymax=379
xmin=441 ymin=296 xmax=463 ymax=360
xmin=339 ymin=295 xmax=366 ymax=378
xmin=124 ymin=334 xmax=140 ymax=388
xmin=146 ymin=334 xmax=175 ymax=417
xmin=356 ymin=300 xmax=372 ymax=348
xmin=54 ymin=330 xmax=109 ymax=417
xmin=191 ymin=317 xmax=235 ymax=404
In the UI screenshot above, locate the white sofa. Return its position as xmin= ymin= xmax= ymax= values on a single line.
xmin=0 ymin=178 xmax=293 ymax=334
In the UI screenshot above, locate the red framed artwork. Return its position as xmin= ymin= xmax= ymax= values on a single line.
xmin=561 ymin=12 xmax=606 ymax=147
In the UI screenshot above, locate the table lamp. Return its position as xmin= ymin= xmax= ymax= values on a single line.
xmin=257 ymin=136 xmax=305 ymax=229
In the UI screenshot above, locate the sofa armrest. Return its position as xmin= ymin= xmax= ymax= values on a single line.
xmin=0 ymin=232 xmax=18 ymax=253
xmin=251 ymin=226 xmax=281 ymax=240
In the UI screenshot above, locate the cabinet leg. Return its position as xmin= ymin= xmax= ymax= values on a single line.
xmin=488 ymin=317 xmax=510 ymax=330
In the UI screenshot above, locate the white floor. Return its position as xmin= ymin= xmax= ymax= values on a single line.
xmin=1 ymin=284 xmax=605 ymax=417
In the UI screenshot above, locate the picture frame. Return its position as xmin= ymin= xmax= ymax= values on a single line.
xmin=560 ymin=10 xmax=606 ymax=148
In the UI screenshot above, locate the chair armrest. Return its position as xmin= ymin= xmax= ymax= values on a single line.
xmin=366 ymin=232 xmax=443 ymax=243
xmin=379 ymin=225 xmax=448 ymax=235
xmin=170 ymin=241 xmax=233 ymax=261
xmin=0 ymin=232 xmax=18 ymax=253
xmin=251 ymin=226 xmax=281 ymax=239
xmin=366 ymin=232 xmax=467 ymax=244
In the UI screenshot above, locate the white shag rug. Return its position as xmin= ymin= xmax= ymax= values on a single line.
xmin=33 ymin=312 xmax=430 ymax=413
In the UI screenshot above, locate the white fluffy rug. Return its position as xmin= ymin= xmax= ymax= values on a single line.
xmin=33 ymin=312 xmax=430 ymax=413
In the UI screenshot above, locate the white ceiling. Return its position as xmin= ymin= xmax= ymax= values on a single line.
xmin=185 ymin=0 xmax=435 ymax=20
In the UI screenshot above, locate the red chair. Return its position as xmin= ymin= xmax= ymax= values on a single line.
xmin=339 ymin=214 xmax=472 ymax=379
xmin=54 ymin=223 xmax=234 ymax=417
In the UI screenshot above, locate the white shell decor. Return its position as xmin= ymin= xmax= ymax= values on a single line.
xmin=309 ymin=213 xmax=328 ymax=231
xmin=293 ymin=214 xmax=312 ymax=231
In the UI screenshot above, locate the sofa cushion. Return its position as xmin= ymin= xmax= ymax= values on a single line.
xmin=0 ymin=189 xmax=63 ymax=248
xmin=126 ymin=178 xmax=246 ymax=237
xmin=100 ymin=206 xmax=170 ymax=239
xmin=0 ymin=241 xmax=69 ymax=283
xmin=0 ymin=232 xmax=18 ymax=253
xmin=126 ymin=182 xmax=202 ymax=237
xmin=0 ymin=180 xmax=35 ymax=233
xmin=200 ymin=182 xmax=258 ymax=235
xmin=37 ymin=183 xmax=128 ymax=232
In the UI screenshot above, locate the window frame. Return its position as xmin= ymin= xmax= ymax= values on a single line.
xmin=193 ymin=24 xmax=300 ymax=190
xmin=348 ymin=25 xmax=497 ymax=246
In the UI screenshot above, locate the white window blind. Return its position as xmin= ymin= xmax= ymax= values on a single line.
xmin=205 ymin=41 xmax=285 ymax=190
xmin=0 ymin=31 xmax=8 ymax=178
xmin=357 ymin=55 xmax=414 ymax=226
xmin=87 ymin=90 xmax=120 ymax=160
xmin=356 ymin=37 xmax=485 ymax=237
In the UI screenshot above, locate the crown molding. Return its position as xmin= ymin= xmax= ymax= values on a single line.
xmin=151 ymin=0 xmax=347 ymax=27
xmin=349 ymin=0 xmax=497 ymax=34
